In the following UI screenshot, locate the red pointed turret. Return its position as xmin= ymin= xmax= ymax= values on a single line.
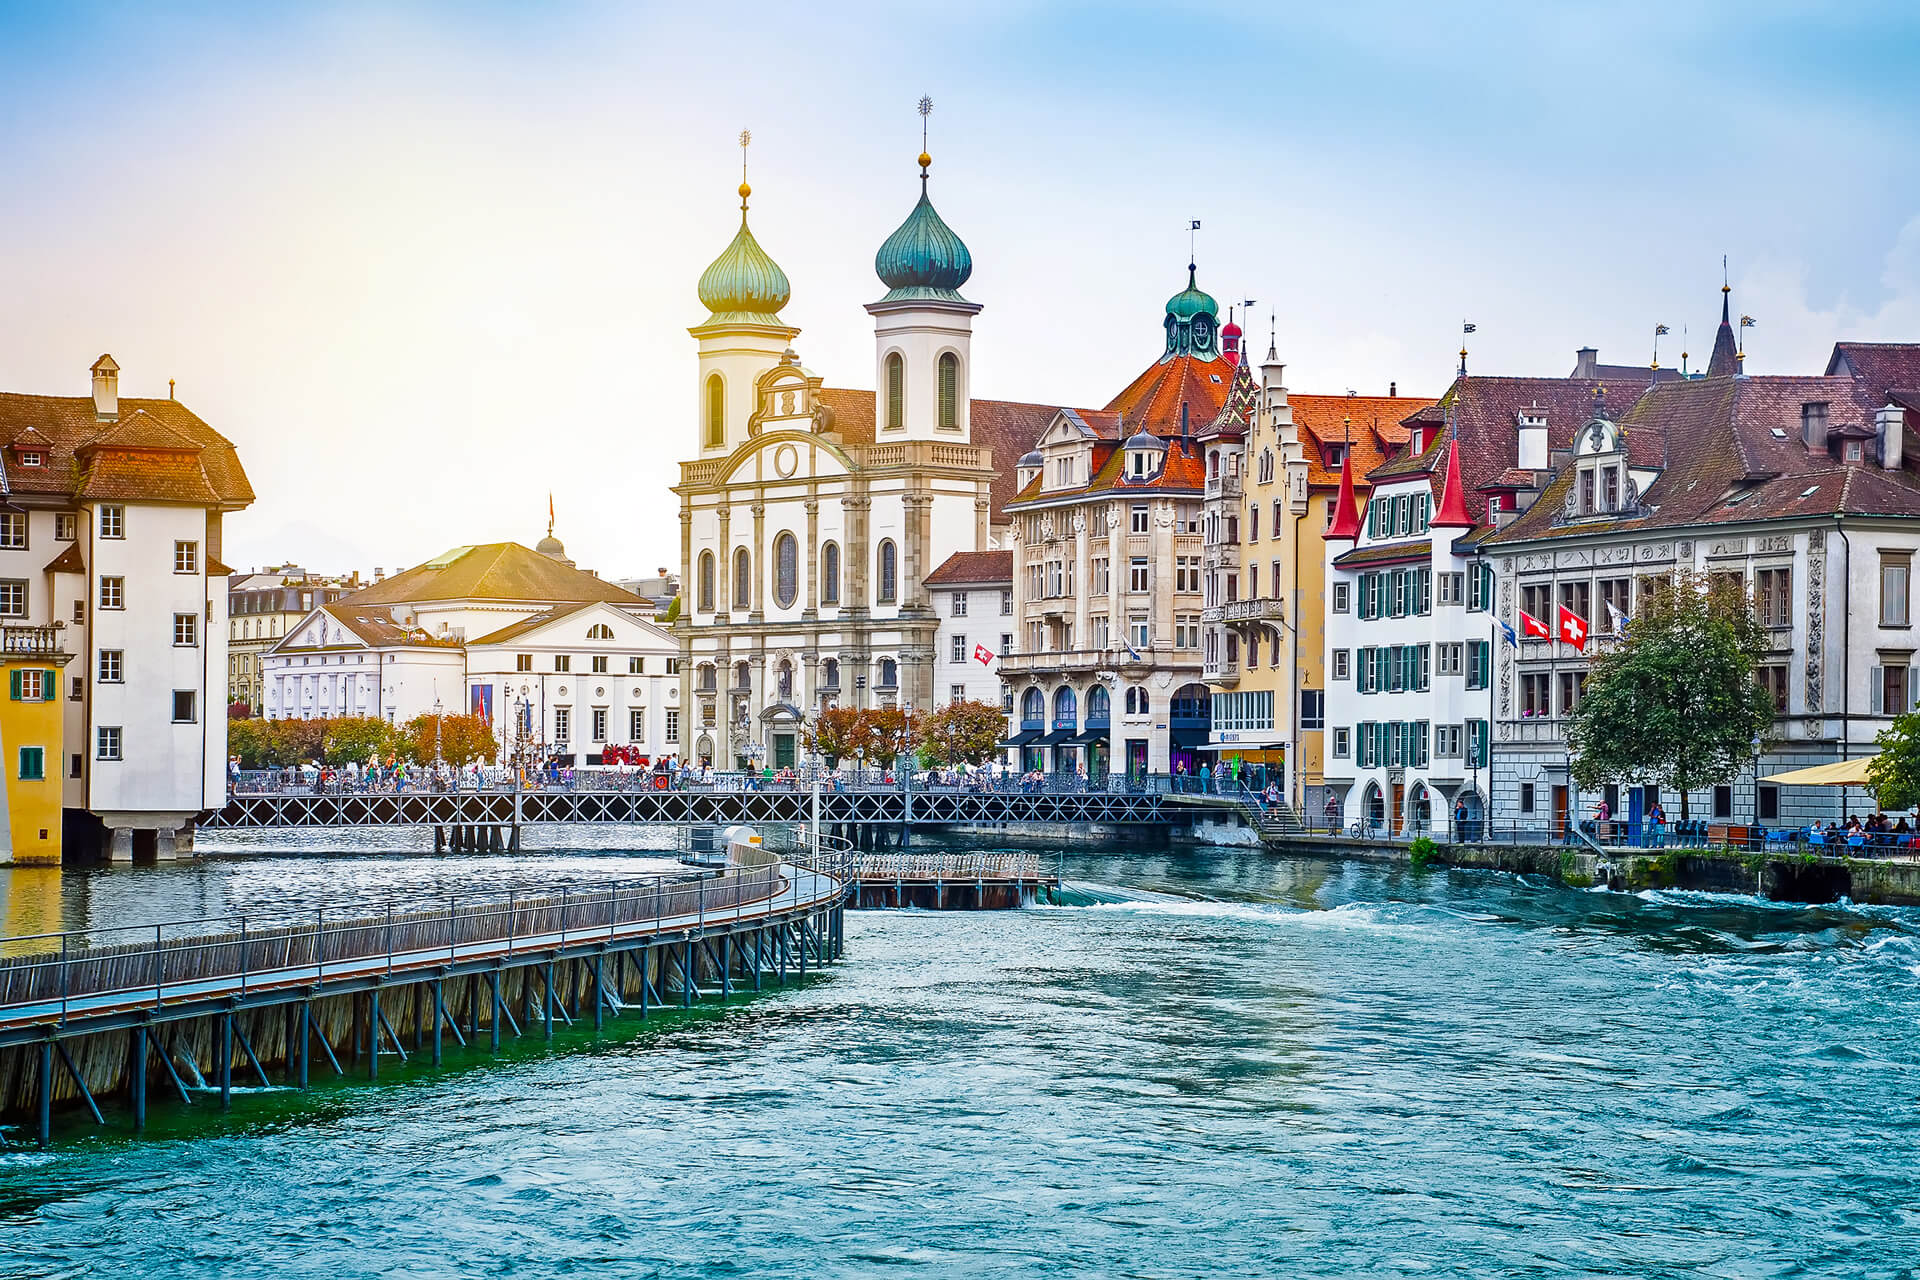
xmin=1324 ymin=447 xmax=1363 ymax=541
xmin=1430 ymin=438 xmax=1476 ymax=529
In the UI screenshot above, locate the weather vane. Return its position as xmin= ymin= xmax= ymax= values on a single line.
xmin=918 ymin=96 xmax=933 ymax=177
xmin=737 ymin=129 xmax=751 ymax=211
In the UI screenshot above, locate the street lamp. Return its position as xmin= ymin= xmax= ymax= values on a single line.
xmin=431 ymin=694 xmax=445 ymax=780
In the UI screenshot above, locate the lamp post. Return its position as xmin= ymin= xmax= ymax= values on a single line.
xmin=431 ymin=694 xmax=445 ymax=783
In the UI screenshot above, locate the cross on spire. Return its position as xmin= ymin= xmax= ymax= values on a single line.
xmin=738 ymin=128 xmax=752 ymax=213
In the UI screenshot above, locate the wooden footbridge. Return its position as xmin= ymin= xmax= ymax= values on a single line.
xmin=0 ymin=845 xmax=851 ymax=1147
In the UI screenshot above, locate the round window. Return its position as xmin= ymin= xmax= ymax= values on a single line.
xmin=774 ymin=442 xmax=799 ymax=478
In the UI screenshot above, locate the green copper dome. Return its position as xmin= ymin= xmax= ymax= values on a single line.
xmin=875 ymin=171 xmax=973 ymax=303
xmin=697 ymin=208 xmax=791 ymax=327
xmin=1165 ymin=263 xmax=1217 ymax=321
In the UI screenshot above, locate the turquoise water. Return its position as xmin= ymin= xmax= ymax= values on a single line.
xmin=2 ymin=845 xmax=1918 ymax=1277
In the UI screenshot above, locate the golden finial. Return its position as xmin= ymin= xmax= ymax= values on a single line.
xmin=738 ymin=129 xmax=752 ymax=209
xmin=918 ymin=95 xmax=932 ymax=176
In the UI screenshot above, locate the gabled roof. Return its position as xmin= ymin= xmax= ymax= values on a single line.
xmin=1006 ymin=437 xmax=1206 ymax=508
xmin=1487 ymin=371 xmax=1920 ymax=546
xmin=466 ymin=599 xmax=672 ymax=648
xmin=268 ymin=604 xmax=462 ymax=655
xmin=338 ymin=543 xmax=649 ymax=609
xmin=1290 ymin=393 xmax=1425 ymax=490
xmin=925 ymin=550 xmax=1012 ymax=587
xmin=43 ymin=544 xmax=84 ymax=575
xmin=0 ymin=388 xmax=252 ymax=507
xmin=1827 ymin=342 xmax=1920 ymax=403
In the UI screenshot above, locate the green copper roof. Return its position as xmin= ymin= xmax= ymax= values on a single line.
xmin=874 ymin=176 xmax=973 ymax=303
xmin=697 ymin=212 xmax=791 ymax=327
xmin=1165 ymin=263 xmax=1217 ymax=321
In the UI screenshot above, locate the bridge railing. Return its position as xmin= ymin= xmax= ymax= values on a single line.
xmin=227 ymin=768 xmax=1231 ymax=800
xmin=0 ymin=861 xmax=835 ymax=1022
xmin=851 ymin=851 xmax=1050 ymax=883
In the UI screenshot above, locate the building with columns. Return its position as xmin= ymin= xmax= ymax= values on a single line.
xmin=673 ymin=147 xmax=1056 ymax=770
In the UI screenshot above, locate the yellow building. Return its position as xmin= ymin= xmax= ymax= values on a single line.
xmin=0 ymin=627 xmax=71 ymax=865
xmin=1212 ymin=339 xmax=1426 ymax=823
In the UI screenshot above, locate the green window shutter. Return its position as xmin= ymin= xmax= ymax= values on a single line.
xmin=42 ymin=669 xmax=56 ymax=701
xmin=8 ymin=669 xmax=18 ymax=701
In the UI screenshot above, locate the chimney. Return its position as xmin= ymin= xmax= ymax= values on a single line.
xmin=374 ymin=567 xmax=386 ymax=582
xmin=1389 ymin=381 xmax=1397 ymax=398
xmin=1573 ymin=347 xmax=1598 ymax=379
xmin=90 ymin=354 xmax=120 ymax=420
xmin=1802 ymin=401 xmax=1829 ymax=453
xmin=1878 ymin=402 xmax=1905 ymax=471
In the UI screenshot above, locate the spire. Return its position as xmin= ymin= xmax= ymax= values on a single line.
xmin=1431 ymin=439 xmax=1475 ymax=529
xmin=1324 ymin=446 xmax=1363 ymax=542
xmin=1708 ymin=258 xmax=1739 ymax=377
xmin=873 ymin=97 xmax=974 ymax=304
xmin=1162 ymin=259 xmax=1220 ymax=360
xmin=695 ymin=129 xmax=792 ymax=327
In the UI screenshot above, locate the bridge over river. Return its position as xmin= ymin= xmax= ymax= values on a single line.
xmin=0 ymin=842 xmax=851 ymax=1147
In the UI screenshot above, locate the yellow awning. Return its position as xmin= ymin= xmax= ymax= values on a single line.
xmin=1759 ymin=758 xmax=1878 ymax=786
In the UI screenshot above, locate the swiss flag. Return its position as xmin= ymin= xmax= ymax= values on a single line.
xmin=974 ymin=644 xmax=995 ymax=667
xmin=1558 ymin=604 xmax=1589 ymax=651
xmin=1519 ymin=609 xmax=1551 ymax=641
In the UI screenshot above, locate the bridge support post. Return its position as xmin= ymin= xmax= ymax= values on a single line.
xmin=509 ymin=824 xmax=522 ymax=852
xmin=543 ymin=961 xmax=555 ymax=1038
xmin=297 ymin=1002 xmax=310 ymax=1087
xmin=593 ymin=955 xmax=604 ymax=1032
xmin=683 ymin=940 xmax=695 ymax=1007
xmin=489 ymin=971 xmax=502 ymax=1053
xmin=131 ymin=1026 xmax=148 ymax=1130
xmin=37 ymin=1039 xmax=52 ymax=1148
xmin=218 ymin=1012 xmax=233 ymax=1109
xmin=434 ymin=826 xmax=445 ymax=854
xmin=720 ymin=936 xmax=731 ymax=997
xmin=368 ymin=991 xmax=381 ymax=1080
xmin=432 ymin=980 xmax=444 ymax=1067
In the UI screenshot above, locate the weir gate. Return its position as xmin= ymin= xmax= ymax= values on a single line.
xmin=0 ymin=845 xmax=851 ymax=1148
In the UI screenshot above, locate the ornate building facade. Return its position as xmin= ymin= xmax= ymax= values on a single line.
xmin=673 ymin=149 xmax=1055 ymax=770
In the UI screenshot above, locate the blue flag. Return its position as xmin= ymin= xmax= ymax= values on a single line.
xmin=1499 ymin=619 xmax=1518 ymax=648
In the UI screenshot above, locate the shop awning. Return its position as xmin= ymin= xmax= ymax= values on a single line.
xmin=1760 ymin=757 xmax=1878 ymax=786
xmin=1036 ymin=727 xmax=1077 ymax=746
xmin=1071 ymin=726 xmax=1110 ymax=745
xmin=1169 ymin=727 xmax=1211 ymax=748
xmin=1000 ymin=729 xmax=1043 ymax=748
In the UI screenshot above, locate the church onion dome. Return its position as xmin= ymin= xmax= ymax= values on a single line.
xmin=874 ymin=157 xmax=973 ymax=303
xmin=1161 ymin=262 xmax=1221 ymax=360
xmin=696 ymin=189 xmax=791 ymax=326
xmin=1165 ymin=265 xmax=1217 ymax=321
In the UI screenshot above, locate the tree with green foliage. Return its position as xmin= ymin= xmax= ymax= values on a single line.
xmin=916 ymin=699 xmax=1007 ymax=768
xmin=1567 ymin=572 xmax=1776 ymax=818
xmin=1867 ymin=714 xmax=1920 ymax=811
xmin=324 ymin=716 xmax=399 ymax=766
xmin=802 ymin=705 xmax=870 ymax=766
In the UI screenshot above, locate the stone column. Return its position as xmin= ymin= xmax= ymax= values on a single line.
xmin=748 ymin=649 xmax=766 ymax=767
xmin=801 ymin=651 xmax=819 ymax=719
xmin=1107 ymin=506 xmax=1125 ymax=647
xmin=716 ymin=505 xmax=732 ymax=611
xmin=975 ymin=494 xmax=991 ymax=551
xmin=803 ymin=495 xmax=820 ymax=620
xmin=678 ymin=506 xmax=693 ymax=616
xmin=1073 ymin=511 xmax=1090 ymax=653
xmin=750 ymin=501 xmax=766 ymax=621
xmin=843 ymin=492 xmax=871 ymax=616
xmin=902 ymin=491 xmax=932 ymax=612
xmin=1153 ymin=501 xmax=1177 ymax=653
xmin=109 ymin=828 xmax=133 ymax=863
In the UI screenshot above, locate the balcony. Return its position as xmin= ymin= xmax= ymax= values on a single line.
xmin=1203 ymin=656 xmax=1239 ymax=686
xmin=1223 ymin=598 xmax=1286 ymax=626
xmin=0 ymin=625 xmax=66 ymax=657
xmin=997 ymin=646 xmax=1191 ymax=677
xmin=1204 ymin=472 xmax=1244 ymax=500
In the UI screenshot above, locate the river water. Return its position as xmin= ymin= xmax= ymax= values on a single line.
xmin=1 ymin=839 xmax=1917 ymax=1277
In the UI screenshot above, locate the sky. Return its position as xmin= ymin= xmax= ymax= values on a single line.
xmin=2 ymin=1 xmax=1918 ymax=580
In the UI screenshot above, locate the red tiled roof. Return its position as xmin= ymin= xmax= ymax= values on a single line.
xmin=1827 ymin=343 xmax=1920 ymax=402
xmin=925 ymin=550 xmax=1012 ymax=586
xmin=1007 ymin=436 xmax=1207 ymax=508
xmin=0 ymin=391 xmax=252 ymax=507
xmin=1102 ymin=352 xmax=1234 ymax=435
xmin=1292 ymin=393 xmax=1427 ymax=489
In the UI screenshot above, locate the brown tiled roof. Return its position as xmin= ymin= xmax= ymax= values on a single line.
xmin=340 ymin=543 xmax=650 ymax=609
xmin=1479 ymin=467 xmax=1542 ymax=491
xmin=1377 ymin=375 xmax=1658 ymax=522
xmin=321 ymin=606 xmax=461 ymax=649
xmin=1103 ymin=352 xmax=1235 ymax=435
xmin=1487 ymin=372 xmax=1920 ymax=546
xmin=1584 ymin=362 xmax=1684 ymax=384
xmin=0 ymin=390 xmax=252 ymax=507
xmin=43 ymin=544 xmax=83 ymax=575
xmin=925 ymin=550 xmax=1012 ymax=586
xmin=815 ymin=389 xmax=1065 ymax=522
xmin=1827 ymin=343 xmax=1920 ymax=402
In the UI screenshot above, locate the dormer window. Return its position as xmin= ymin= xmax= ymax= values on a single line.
xmin=1571 ymin=418 xmax=1627 ymax=517
xmin=1324 ymin=443 xmax=1346 ymax=469
xmin=17 ymin=451 xmax=41 ymax=468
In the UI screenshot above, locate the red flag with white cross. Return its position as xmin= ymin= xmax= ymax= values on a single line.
xmin=1558 ymin=604 xmax=1589 ymax=651
xmin=1519 ymin=609 xmax=1551 ymax=641
xmin=974 ymin=644 xmax=995 ymax=667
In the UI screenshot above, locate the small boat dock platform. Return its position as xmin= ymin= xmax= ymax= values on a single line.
xmin=849 ymin=852 xmax=1059 ymax=910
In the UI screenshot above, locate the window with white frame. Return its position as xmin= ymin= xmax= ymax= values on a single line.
xmin=1300 ymin=689 xmax=1325 ymax=730
xmin=1128 ymin=616 xmax=1149 ymax=649
xmin=664 ymin=709 xmax=679 ymax=741
xmin=1331 ymin=649 xmax=1350 ymax=680
xmin=99 ymin=577 xmax=124 ymax=609
xmin=99 ymin=506 xmax=124 ymax=539
xmin=97 ymin=725 xmax=122 ymax=760
xmin=1436 ymin=642 xmax=1464 ymax=676
xmin=98 ymin=649 xmax=123 ymax=682
xmin=951 ymin=591 xmax=968 ymax=617
xmin=174 ymin=541 xmax=198 ymax=574
xmin=630 ymin=708 xmax=645 ymax=739
xmin=54 ymin=513 xmax=76 ymax=542
xmin=0 ymin=581 xmax=24 ymax=618
xmin=173 ymin=613 xmax=198 ymax=647
xmin=1130 ymin=505 xmax=1149 ymax=534
xmin=1129 ymin=558 xmax=1149 ymax=592
xmin=951 ymin=635 xmax=967 ymax=663
xmin=0 ymin=513 xmax=26 ymax=550
xmin=1332 ymin=727 xmax=1350 ymax=758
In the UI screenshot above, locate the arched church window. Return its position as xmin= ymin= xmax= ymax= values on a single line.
xmin=823 ymin=658 xmax=840 ymax=689
xmin=821 ymin=541 xmax=841 ymax=605
xmin=877 ymin=540 xmax=898 ymax=603
xmin=734 ymin=547 xmax=751 ymax=608
xmin=698 ymin=663 xmax=716 ymax=692
xmin=773 ymin=532 xmax=798 ymax=608
xmin=705 ymin=374 xmax=725 ymax=448
xmin=878 ymin=657 xmax=898 ymax=688
xmin=938 ymin=353 xmax=959 ymax=429
xmin=697 ymin=552 xmax=715 ymax=612
xmin=734 ymin=660 xmax=750 ymax=690
xmin=885 ymin=353 xmax=904 ymax=431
